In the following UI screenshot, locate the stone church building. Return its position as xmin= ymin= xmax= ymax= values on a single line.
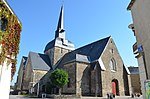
xmin=15 ymin=5 xmax=130 ymax=97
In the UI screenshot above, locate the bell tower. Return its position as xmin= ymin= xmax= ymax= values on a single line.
xmin=44 ymin=5 xmax=74 ymax=67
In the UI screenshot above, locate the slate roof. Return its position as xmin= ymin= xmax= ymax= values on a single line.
xmin=29 ymin=52 xmax=51 ymax=71
xmin=128 ymin=66 xmax=139 ymax=74
xmin=44 ymin=39 xmax=55 ymax=52
xmin=22 ymin=56 xmax=27 ymax=66
xmin=56 ymin=36 xmax=110 ymax=68
xmin=44 ymin=38 xmax=74 ymax=53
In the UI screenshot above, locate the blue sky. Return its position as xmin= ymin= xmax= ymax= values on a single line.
xmin=7 ymin=0 xmax=137 ymax=85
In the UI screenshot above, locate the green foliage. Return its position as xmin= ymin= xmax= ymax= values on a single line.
xmin=21 ymin=91 xmax=28 ymax=96
xmin=50 ymin=69 xmax=69 ymax=88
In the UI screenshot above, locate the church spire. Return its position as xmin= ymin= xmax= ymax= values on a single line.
xmin=55 ymin=5 xmax=65 ymax=39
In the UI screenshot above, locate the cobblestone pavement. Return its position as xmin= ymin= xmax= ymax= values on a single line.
xmin=9 ymin=95 xmax=143 ymax=99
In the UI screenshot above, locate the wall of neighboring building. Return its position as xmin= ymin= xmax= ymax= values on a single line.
xmin=101 ymin=38 xmax=128 ymax=96
xmin=137 ymin=56 xmax=146 ymax=96
xmin=129 ymin=0 xmax=150 ymax=98
xmin=0 ymin=1 xmax=22 ymax=98
xmin=130 ymin=0 xmax=150 ymax=79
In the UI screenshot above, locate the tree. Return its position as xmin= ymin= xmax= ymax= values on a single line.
xmin=50 ymin=69 xmax=68 ymax=96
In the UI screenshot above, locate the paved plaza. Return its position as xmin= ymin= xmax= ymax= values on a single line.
xmin=9 ymin=95 xmax=143 ymax=99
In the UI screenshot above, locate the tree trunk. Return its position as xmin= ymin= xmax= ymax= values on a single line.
xmin=59 ymin=88 xmax=62 ymax=98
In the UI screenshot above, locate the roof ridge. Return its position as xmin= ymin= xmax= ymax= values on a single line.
xmin=74 ymin=36 xmax=111 ymax=52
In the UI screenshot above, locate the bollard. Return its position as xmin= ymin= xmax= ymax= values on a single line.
xmin=107 ymin=93 xmax=110 ymax=99
xmin=131 ymin=93 xmax=134 ymax=98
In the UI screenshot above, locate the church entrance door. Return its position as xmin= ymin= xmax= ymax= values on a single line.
xmin=112 ymin=81 xmax=116 ymax=95
xmin=112 ymin=79 xmax=119 ymax=96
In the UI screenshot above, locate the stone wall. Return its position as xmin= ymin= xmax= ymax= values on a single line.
xmin=63 ymin=62 xmax=76 ymax=94
xmin=33 ymin=70 xmax=48 ymax=86
xmin=90 ymin=65 xmax=102 ymax=96
xmin=15 ymin=59 xmax=24 ymax=90
xmin=63 ymin=62 xmax=91 ymax=96
xmin=130 ymin=74 xmax=141 ymax=93
xmin=23 ymin=56 xmax=48 ymax=91
xmin=23 ymin=57 xmax=32 ymax=91
xmin=76 ymin=62 xmax=90 ymax=96
xmin=46 ymin=47 xmax=69 ymax=67
xmin=53 ymin=47 xmax=69 ymax=65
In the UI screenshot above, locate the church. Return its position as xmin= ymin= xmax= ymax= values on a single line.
xmin=15 ymin=5 xmax=130 ymax=97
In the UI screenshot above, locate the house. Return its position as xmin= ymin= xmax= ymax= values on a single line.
xmin=127 ymin=0 xmax=150 ymax=98
xmin=0 ymin=0 xmax=22 ymax=98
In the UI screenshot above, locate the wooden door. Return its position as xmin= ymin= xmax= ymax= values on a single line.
xmin=112 ymin=81 xmax=116 ymax=95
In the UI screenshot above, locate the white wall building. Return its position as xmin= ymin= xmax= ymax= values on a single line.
xmin=0 ymin=0 xmax=22 ymax=99
xmin=127 ymin=0 xmax=150 ymax=98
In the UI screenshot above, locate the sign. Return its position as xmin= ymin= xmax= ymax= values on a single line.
xmin=145 ymin=81 xmax=150 ymax=99
xmin=138 ymin=44 xmax=143 ymax=53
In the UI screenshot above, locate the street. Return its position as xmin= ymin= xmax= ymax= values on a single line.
xmin=9 ymin=95 xmax=143 ymax=99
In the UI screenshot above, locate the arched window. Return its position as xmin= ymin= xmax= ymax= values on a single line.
xmin=109 ymin=58 xmax=116 ymax=71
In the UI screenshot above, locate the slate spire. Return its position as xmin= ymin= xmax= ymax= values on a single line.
xmin=55 ymin=5 xmax=65 ymax=39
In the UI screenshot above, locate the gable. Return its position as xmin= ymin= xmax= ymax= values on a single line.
xmin=18 ymin=56 xmax=27 ymax=74
xmin=101 ymin=38 xmax=125 ymax=72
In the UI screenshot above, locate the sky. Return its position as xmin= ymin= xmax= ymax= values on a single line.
xmin=6 ymin=0 xmax=137 ymax=85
